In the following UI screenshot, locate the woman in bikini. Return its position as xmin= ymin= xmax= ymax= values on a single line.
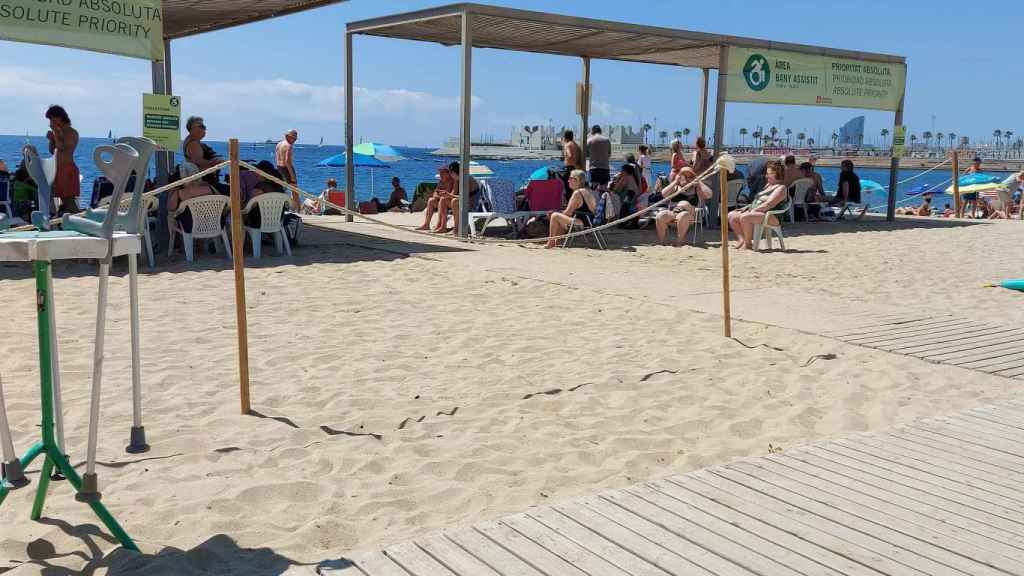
xmin=417 ymin=166 xmax=455 ymax=230
xmin=728 ymin=160 xmax=788 ymax=250
xmin=46 ymin=105 xmax=80 ymax=215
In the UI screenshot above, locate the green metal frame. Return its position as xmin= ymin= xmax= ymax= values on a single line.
xmin=0 ymin=260 xmax=136 ymax=551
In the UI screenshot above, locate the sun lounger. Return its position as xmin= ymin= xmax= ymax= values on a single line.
xmin=468 ymin=179 xmax=525 ymax=237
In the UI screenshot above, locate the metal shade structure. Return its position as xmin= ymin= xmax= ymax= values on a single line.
xmin=162 ymin=0 xmax=349 ymax=39
xmin=345 ymin=3 xmax=908 ymax=233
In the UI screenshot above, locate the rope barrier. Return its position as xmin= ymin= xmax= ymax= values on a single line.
xmin=6 ymin=161 xmax=230 ymax=233
xmin=239 ymin=160 xmax=722 ymax=246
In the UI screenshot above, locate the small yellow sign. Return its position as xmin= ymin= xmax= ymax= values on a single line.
xmin=142 ymin=94 xmax=180 ymax=152
xmin=891 ymin=125 xmax=906 ymax=158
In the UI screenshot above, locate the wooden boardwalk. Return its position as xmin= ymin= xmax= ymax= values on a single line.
xmin=323 ymin=399 xmax=1024 ymax=575
xmin=825 ymin=313 xmax=1024 ymax=380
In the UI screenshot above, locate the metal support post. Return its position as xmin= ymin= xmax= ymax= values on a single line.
xmin=345 ymin=32 xmax=355 ymax=223
xmin=458 ymin=11 xmax=473 ymax=238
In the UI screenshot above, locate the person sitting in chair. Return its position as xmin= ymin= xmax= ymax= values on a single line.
xmin=169 ymin=163 xmax=217 ymax=235
xmin=655 ymin=167 xmax=712 ymax=246
xmin=728 ymin=160 xmax=788 ymax=250
xmin=417 ymin=167 xmax=455 ymax=230
xmin=434 ymin=161 xmax=480 ymax=234
xmin=545 ymin=170 xmax=599 ymax=249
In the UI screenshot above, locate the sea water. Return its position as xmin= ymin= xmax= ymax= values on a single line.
xmin=0 ymin=135 xmax=1006 ymax=211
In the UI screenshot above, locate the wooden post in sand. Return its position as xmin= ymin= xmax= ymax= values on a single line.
xmin=952 ymin=150 xmax=961 ymax=218
xmin=228 ymin=139 xmax=251 ymax=414
xmin=719 ymin=167 xmax=732 ymax=338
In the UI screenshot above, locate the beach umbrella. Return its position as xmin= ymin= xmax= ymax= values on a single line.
xmin=859 ymin=179 xmax=887 ymax=194
xmin=944 ymin=173 xmax=1003 ymax=194
xmin=317 ymin=152 xmax=391 ymax=197
xmin=529 ymin=166 xmax=556 ymax=181
xmin=351 ymin=142 xmax=405 ymax=162
xmin=316 ymin=152 xmax=389 ymax=168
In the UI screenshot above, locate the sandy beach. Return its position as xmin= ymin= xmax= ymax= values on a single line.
xmin=2 ymin=213 xmax=1023 ymax=574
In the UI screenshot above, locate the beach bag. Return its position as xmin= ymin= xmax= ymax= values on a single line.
xmin=358 ymin=200 xmax=378 ymax=214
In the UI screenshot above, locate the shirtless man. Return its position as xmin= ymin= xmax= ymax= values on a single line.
xmin=275 ymin=129 xmax=299 ymax=210
xmin=46 ymin=105 xmax=80 ymax=215
xmin=561 ymin=130 xmax=582 ymax=199
xmin=961 ymin=156 xmax=983 ymax=217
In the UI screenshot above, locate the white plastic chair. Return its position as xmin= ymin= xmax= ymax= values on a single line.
xmin=753 ymin=201 xmax=790 ymax=251
xmin=726 ymin=179 xmax=746 ymax=210
xmin=787 ymin=178 xmax=815 ymax=222
xmin=242 ymin=192 xmax=292 ymax=258
xmin=171 ymin=195 xmax=231 ymax=262
xmin=22 ymin=145 xmax=54 ymax=229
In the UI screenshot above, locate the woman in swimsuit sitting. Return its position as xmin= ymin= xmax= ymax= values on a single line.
xmin=545 ymin=170 xmax=599 ymax=249
xmin=728 ymin=160 xmax=788 ymax=250
xmin=417 ymin=166 xmax=455 ymax=230
xmin=655 ymin=167 xmax=712 ymax=246
xmin=668 ymin=139 xmax=688 ymax=181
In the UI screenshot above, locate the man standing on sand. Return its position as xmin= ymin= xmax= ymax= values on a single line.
xmin=561 ymin=130 xmax=582 ymax=199
xmin=46 ymin=105 xmax=80 ymax=215
xmin=586 ymin=125 xmax=611 ymax=189
xmin=275 ymin=129 xmax=299 ymax=210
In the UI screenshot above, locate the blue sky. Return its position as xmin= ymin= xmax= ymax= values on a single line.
xmin=1 ymin=0 xmax=1019 ymax=148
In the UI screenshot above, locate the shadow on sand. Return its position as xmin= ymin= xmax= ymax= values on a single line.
xmin=0 ymin=220 xmax=472 ymax=282
xmin=2 ymin=519 xmax=333 ymax=575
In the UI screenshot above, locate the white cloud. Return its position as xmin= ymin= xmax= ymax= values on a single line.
xmin=0 ymin=66 xmax=482 ymax=146
xmin=591 ymin=99 xmax=635 ymax=123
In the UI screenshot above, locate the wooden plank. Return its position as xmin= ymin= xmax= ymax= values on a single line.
xmin=910 ymin=420 xmax=1024 ymax=460
xmin=445 ymin=528 xmax=546 ymax=576
xmin=866 ymin=430 xmax=1024 ymax=482
xmin=663 ymin=471 xmax=897 ymax=573
xmin=796 ymin=446 xmax=1024 ymax=553
xmin=956 ymin=410 xmax=1024 ymax=435
xmin=999 ymin=365 xmax=1024 ymax=378
xmin=747 ymin=456 xmax=1024 ymax=572
xmin=580 ymin=495 xmax=757 ymax=576
xmin=822 ymin=313 xmax=935 ymax=335
xmin=415 ymin=535 xmax=503 ymax=576
xmin=827 ymin=316 xmax=954 ymax=339
xmin=527 ymin=506 xmax=674 ymax=576
xmin=976 ymin=357 xmax=1024 ymax=373
xmin=712 ymin=465 xmax=957 ymax=576
xmin=833 ymin=436 xmax=1024 ymax=502
xmin=841 ymin=319 xmax=976 ymax=344
xmin=475 ymin=520 xmax=591 ymax=576
xmin=383 ymin=541 xmax=459 ymax=576
xmin=933 ymin=416 xmax=1024 ymax=455
xmin=947 ymin=344 xmax=1024 ymax=367
xmin=349 ymin=551 xmax=411 ymax=576
xmin=895 ymin=327 xmax=1024 ymax=354
xmin=547 ymin=501 xmax=713 ymax=576
xmin=846 ymin=319 xmax=980 ymax=344
xmin=896 ymin=428 xmax=1024 ymax=473
xmin=819 ymin=440 xmax=1024 ymax=513
xmin=731 ymin=458 xmax=1016 ymax=575
xmin=499 ymin=514 xmax=630 ymax=576
xmin=623 ymin=483 xmax=846 ymax=576
xmin=928 ymin=339 xmax=1024 ymax=363
xmin=600 ymin=489 xmax=805 ymax=576
xmin=646 ymin=478 xmax=879 ymax=576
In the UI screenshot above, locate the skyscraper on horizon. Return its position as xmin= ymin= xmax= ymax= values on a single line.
xmin=837 ymin=116 xmax=865 ymax=148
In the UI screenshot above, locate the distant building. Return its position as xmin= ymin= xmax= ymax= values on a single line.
xmin=510 ymin=125 xmax=565 ymax=150
xmin=837 ymin=116 xmax=865 ymax=148
xmin=604 ymin=125 xmax=644 ymax=146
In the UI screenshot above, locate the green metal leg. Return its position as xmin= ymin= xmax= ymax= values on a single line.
xmin=30 ymin=456 xmax=53 ymax=519
xmin=0 ymin=261 xmax=140 ymax=551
